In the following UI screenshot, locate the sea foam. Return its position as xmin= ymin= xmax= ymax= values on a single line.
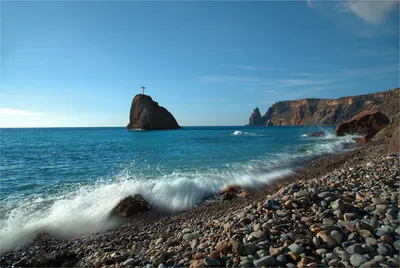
xmin=0 ymin=131 xmax=356 ymax=252
xmin=0 ymin=166 xmax=293 ymax=252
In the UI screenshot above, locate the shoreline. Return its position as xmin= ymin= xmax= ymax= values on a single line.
xmin=1 ymin=140 xmax=398 ymax=267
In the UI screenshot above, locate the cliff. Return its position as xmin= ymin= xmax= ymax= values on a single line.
xmin=127 ymin=94 xmax=180 ymax=130
xmin=248 ymin=88 xmax=399 ymax=126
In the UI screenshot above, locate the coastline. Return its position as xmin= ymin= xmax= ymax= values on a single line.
xmin=1 ymin=140 xmax=398 ymax=267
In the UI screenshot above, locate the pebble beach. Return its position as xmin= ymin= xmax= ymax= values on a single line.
xmin=1 ymin=141 xmax=399 ymax=268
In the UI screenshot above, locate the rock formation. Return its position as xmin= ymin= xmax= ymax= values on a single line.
xmin=248 ymin=88 xmax=399 ymax=126
xmin=127 ymin=94 xmax=180 ymax=130
xmin=335 ymin=110 xmax=390 ymax=139
xmin=110 ymin=194 xmax=150 ymax=218
xmin=249 ymin=108 xmax=263 ymax=126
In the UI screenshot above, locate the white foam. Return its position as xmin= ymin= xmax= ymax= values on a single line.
xmin=232 ymin=130 xmax=265 ymax=136
xmin=0 ymin=167 xmax=293 ymax=252
xmin=0 ymin=131 xmax=358 ymax=252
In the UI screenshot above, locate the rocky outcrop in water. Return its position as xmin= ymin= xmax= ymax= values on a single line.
xmin=335 ymin=110 xmax=390 ymax=139
xmin=304 ymin=131 xmax=325 ymax=137
xmin=248 ymin=108 xmax=263 ymax=126
xmin=127 ymin=94 xmax=180 ymax=130
xmin=248 ymin=88 xmax=399 ymax=126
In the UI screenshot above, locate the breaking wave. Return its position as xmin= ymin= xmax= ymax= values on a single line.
xmin=0 ymin=128 xmax=357 ymax=252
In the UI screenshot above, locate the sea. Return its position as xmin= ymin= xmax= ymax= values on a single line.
xmin=0 ymin=126 xmax=357 ymax=251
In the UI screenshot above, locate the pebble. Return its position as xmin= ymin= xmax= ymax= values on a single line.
xmin=350 ymin=254 xmax=369 ymax=266
xmin=330 ymin=230 xmax=343 ymax=244
xmin=269 ymin=247 xmax=281 ymax=256
xmin=241 ymin=244 xmax=257 ymax=256
xmin=288 ymin=243 xmax=303 ymax=254
xmin=346 ymin=244 xmax=365 ymax=255
xmin=123 ymin=258 xmax=136 ymax=266
xmin=277 ymin=254 xmax=287 ymax=263
xmin=182 ymin=232 xmax=200 ymax=241
xmin=365 ymin=237 xmax=377 ymax=246
xmin=203 ymin=257 xmax=221 ymax=267
xmin=253 ymin=256 xmax=277 ymax=267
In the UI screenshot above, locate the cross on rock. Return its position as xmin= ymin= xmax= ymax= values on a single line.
xmin=141 ymin=85 xmax=146 ymax=95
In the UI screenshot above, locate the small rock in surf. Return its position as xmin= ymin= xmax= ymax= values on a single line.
xmin=110 ymin=194 xmax=150 ymax=218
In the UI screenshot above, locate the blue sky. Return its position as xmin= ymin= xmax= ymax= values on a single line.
xmin=1 ymin=0 xmax=399 ymax=127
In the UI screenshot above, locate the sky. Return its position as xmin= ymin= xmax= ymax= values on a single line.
xmin=1 ymin=0 xmax=399 ymax=127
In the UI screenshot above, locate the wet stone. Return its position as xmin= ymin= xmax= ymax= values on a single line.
xmin=331 ymin=230 xmax=343 ymax=244
xmin=288 ymin=243 xmax=304 ymax=254
xmin=203 ymin=257 xmax=221 ymax=267
xmin=253 ymin=256 xmax=277 ymax=267
xmin=350 ymin=254 xmax=369 ymax=267
xmin=374 ymin=227 xmax=391 ymax=237
xmin=346 ymin=244 xmax=365 ymax=255
xmin=277 ymin=254 xmax=287 ymax=264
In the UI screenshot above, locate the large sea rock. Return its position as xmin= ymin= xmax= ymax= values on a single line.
xmin=335 ymin=110 xmax=390 ymax=139
xmin=127 ymin=94 xmax=180 ymax=130
xmin=249 ymin=108 xmax=263 ymax=126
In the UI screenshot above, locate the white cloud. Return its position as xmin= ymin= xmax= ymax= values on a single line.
xmin=339 ymin=0 xmax=399 ymax=23
xmin=0 ymin=108 xmax=44 ymax=116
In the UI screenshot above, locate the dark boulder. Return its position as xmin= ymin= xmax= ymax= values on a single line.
xmin=335 ymin=110 xmax=390 ymax=139
xmin=110 ymin=194 xmax=150 ymax=218
xmin=127 ymin=94 xmax=180 ymax=130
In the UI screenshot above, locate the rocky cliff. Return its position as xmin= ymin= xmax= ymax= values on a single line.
xmin=248 ymin=88 xmax=399 ymax=126
xmin=127 ymin=94 xmax=180 ymax=130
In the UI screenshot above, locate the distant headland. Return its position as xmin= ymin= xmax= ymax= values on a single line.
xmin=248 ymin=88 xmax=399 ymax=127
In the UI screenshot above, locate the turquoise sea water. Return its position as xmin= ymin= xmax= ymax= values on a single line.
xmin=0 ymin=126 xmax=356 ymax=251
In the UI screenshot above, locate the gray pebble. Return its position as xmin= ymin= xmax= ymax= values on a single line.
xmin=253 ymin=256 xmax=277 ymax=267
xmin=204 ymin=257 xmax=221 ymax=267
xmin=350 ymin=254 xmax=369 ymax=266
